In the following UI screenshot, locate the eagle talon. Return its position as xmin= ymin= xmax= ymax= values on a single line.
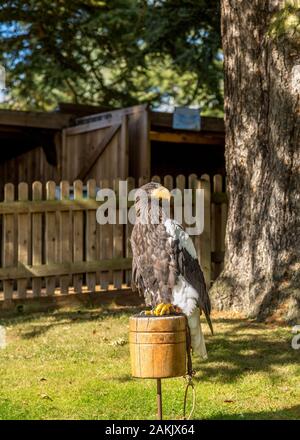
xmin=153 ymin=303 xmax=179 ymax=316
xmin=141 ymin=310 xmax=153 ymax=316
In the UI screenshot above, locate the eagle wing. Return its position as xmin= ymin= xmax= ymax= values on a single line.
xmin=166 ymin=220 xmax=213 ymax=334
xmin=131 ymin=223 xmax=172 ymax=306
xmin=131 ymin=220 xmax=213 ymax=334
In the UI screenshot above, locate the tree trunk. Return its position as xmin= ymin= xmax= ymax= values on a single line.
xmin=210 ymin=0 xmax=300 ymax=322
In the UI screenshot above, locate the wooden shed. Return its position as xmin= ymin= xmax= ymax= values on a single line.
xmin=62 ymin=104 xmax=225 ymax=182
xmin=0 ymin=103 xmax=111 ymax=194
xmin=0 ymin=104 xmax=225 ymax=193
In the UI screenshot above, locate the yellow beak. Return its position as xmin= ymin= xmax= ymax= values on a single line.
xmin=151 ymin=187 xmax=171 ymax=201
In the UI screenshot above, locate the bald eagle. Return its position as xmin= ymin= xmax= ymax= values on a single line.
xmin=130 ymin=182 xmax=213 ymax=359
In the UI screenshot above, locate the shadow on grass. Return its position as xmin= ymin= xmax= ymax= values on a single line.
xmin=1 ymin=308 xmax=299 ymax=386
xmin=193 ymin=316 xmax=298 ymax=384
xmin=113 ymin=374 xmax=133 ymax=383
xmin=1 ymin=307 xmax=141 ymax=339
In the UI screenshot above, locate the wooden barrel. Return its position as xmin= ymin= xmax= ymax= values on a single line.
xmin=129 ymin=315 xmax=187 ymax=378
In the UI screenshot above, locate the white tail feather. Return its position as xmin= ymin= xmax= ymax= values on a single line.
xmin=187 ymin=308 xmax=208 ymax=359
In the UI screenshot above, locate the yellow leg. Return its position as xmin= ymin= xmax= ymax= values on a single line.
xmin=153 ymin=303 xmax=179 ymax=316
xmin=142 ymin=304 xmax=182 ymax=316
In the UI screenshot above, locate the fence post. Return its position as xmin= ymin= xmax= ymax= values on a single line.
xmin=113 ymin=178 xmax=123 ymax=289
xmin=199 ymin=175 xmax=211 ymax=288
xmin=151 ymin=175 xmax=161 ymax=184
xmin=164 ymin=175 xmax=173 ymax=219
xmin=32 ymin=181 xmax=42 ymax=297
xmin=125 ymin=177 xmax=135 ymax=286
xmin=163 ymin=175 xmax=173 ymax=191
xmin=73 ymin=180 xmax=83 ymax=293
xmin=220 ymin=182 xmax=228 ymax=273
xmin=99 ymin=178 xmax=112 ymax=289
xmin=175 ymin=175 xmax=185 ymax=227
xmin=188 ymin=173 xmax=200 ymax=268
xmin=3 ymin=183 xmax=15 ymax=302
xmin=86 ymin=179 xmax=97 ymax=292
xmin=59 ymin=181 xmax=71 ymax=294
xmin=17 ymin=182 xmax=29 ymax=298
xmin=213 ymin=175 xmax=222 ymax=278
xmin=45 ymin=181 xmax=57 ymax=296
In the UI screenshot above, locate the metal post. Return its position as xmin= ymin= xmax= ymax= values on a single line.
xmin=157 ymin=378 xmax=162 ymax=420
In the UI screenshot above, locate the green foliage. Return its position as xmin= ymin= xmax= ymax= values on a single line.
xmin=268 ymin=2 xmax=300 ymax=45
xmin=0 ymin=0 xmax=223 ymax=114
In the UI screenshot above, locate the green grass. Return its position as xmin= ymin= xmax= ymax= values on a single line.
xmin=0 ymin=306 xmax=299 ymax=420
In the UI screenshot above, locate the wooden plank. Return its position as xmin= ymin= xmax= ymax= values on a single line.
xmin=86 ymin=179 xmax=97 ymax=292
xmin=32 ymin=182 xmax=42 ymax=297
xmin=211 ymin=192 xmax=228 ymax=204
xmin=0 ymin=258 xmax=133 ymax=280
xmin=75 ymin=124 xmax=121 ymax=181
xmin=119 ymin=115 xmax=129 ymax=179
xmin=3 ymin=184 xmax=15 ymax=301
xmin=45 ymin=181 xmax=57 ymax=295
xmin=175 ymin=175 xmax=185 ymax=225
xmin=98 ymin=179 xmax=112 ymax=289
xmin=220 ymin=178 xmax=228 ymax=273
xmin=188 ymin=174 xmax=198 ymax=252
xmin=176 ymin=174 xmax=185 ymax=192
xmin=125 ymin=177 xmax=135 ymax=286
xmin=138 ymin=177 xmax=149 ymax=188
xmin=17 ymin=183 xmax=29 ymax=298
xmin=163 ymin=175 xmax=173 ymax=191
xmin=61 ymin=127 xmax=68 ymax=183
xmin=211 ymin=251 xmax=225 ymax=264
xmin=18 ymin=156 xmax=25 ymax=184
xmin=138 ymin=109 xmax=151 ymax=180
xmin=0 ymin=109 xmax=72 ymax=129
xmin=211 ymin=187 xmax=216 ymax=281
xmin=73 ymin=180 xmax=83 ymax=293
xmin=66 ymin=104 xmax=148 ymax=135
xmin=151 ymin=175 xmax=161 ymax=183
xmin=59 ymin=181 xmax=71 ymax=294
xmin=163 ymin=175 xmax=173 ymax=219
xmin=76 ymin=104 xmax=148 ymax=124
xmin=112 ymin=179 xmax=124 ymax=289
xmin=199 ymin=175 xmax=211 ymax=287
xmin=188 ymin=174 xmax=198 ymax=190
xmin=213 ymin=175 xmax=223 ymax=278
xmin=128 ymin=107 xmax=150 ymax=180
xmin=0 ymin=199 xmax=136 ymax=214
xmin=109 ymin=127 xmax=120 ymax=183
xmin=150 ymin=130 xmax=224 ymax=145
xmin=150 ymin=111 xmax=225 ymax=132
xmin=57 ymin=102 xmax=111 ymax=115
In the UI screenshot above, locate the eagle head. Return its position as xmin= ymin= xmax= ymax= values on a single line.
xmin=135 ymin=182 xmax=171 ymax=204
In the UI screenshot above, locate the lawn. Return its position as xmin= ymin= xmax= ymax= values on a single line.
xmin=0 ymin=306 xmax=299 ymax=420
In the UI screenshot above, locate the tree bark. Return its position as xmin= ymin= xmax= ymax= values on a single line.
xmin=210 ymin=0 xmax=300 ymax=322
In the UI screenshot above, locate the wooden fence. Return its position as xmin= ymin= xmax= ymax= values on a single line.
xmin=0 ymin=174 xmax=227 ymax=303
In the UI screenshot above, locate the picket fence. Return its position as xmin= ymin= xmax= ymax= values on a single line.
xmin=0 ymin=174 xmax=227 ymax=303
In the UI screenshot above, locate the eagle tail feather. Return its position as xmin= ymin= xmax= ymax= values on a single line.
xmin=187 ymin=308 xmax=208 ymax=359
xmin=204 ymin=309 xmax=214 ymax=336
